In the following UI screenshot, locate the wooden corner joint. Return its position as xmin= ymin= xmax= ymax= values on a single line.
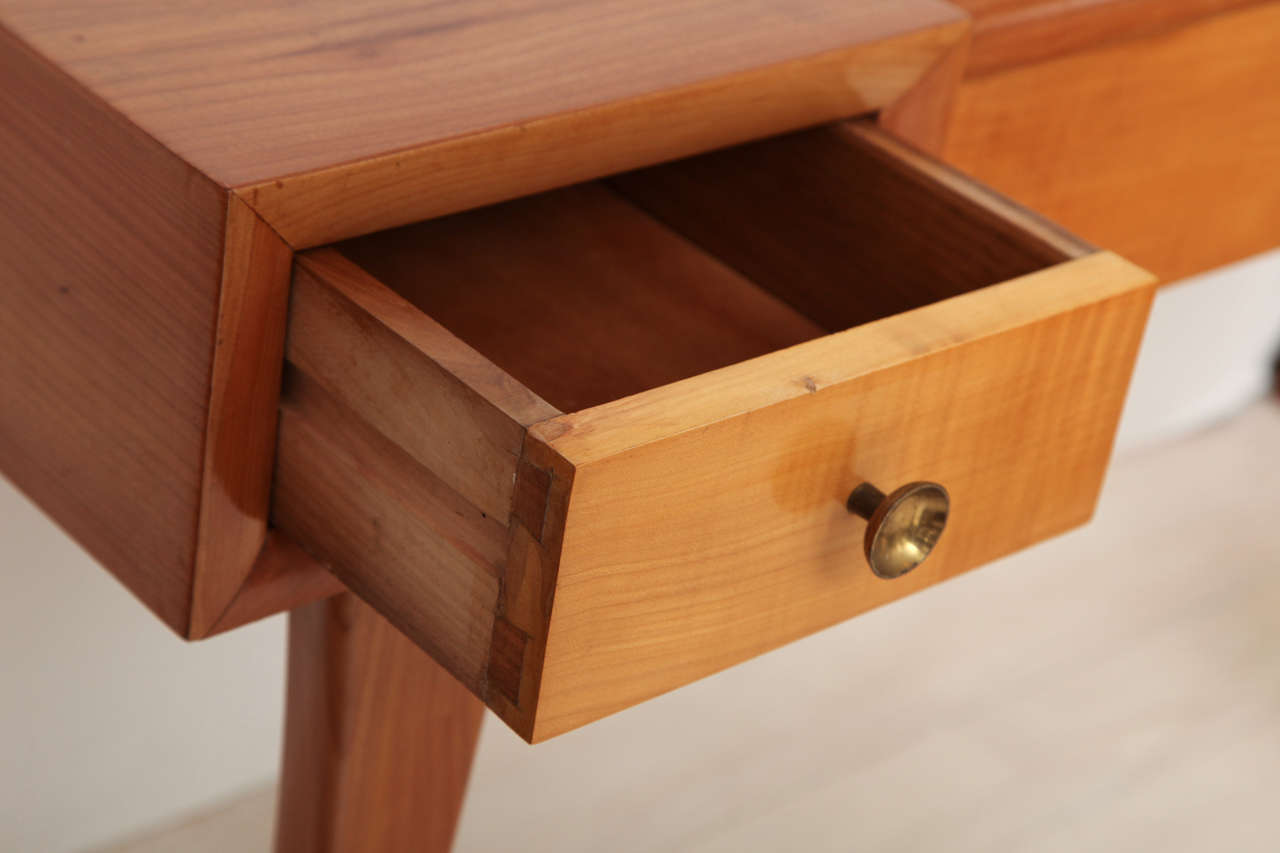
xmin=187 ymin=191 xmax=295 ymax=639
xmin=486 ymin=617 xmax=530 ymax=707
xmin=511 ymin=457 xmax=553 ymax=543
xmin=485 ymin=432 xmax=574 ymax=737
xmin=877 ymin=22 xmax=972 ymax=155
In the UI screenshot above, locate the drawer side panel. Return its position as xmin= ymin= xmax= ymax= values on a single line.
xmin=0 ymin=28 xmax=226 ymax=633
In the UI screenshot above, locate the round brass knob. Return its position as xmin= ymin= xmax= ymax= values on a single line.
xmin=846 ymin=481 xmax=949 ymax=579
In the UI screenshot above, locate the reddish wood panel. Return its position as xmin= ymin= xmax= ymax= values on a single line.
xmin=953 ymin=0 xmax=1264 ymax=75
xmin=0 ymin=27 xmax=225 ymax=633
xmin=189 ymin=196 xmax=293 ymax=638
xmin=879 ymin=35 xmax=970 ymax=154
xmin=945 ymin=1 xmax=1280 ymax=282
xmin=611 ymin=122 xmax=1086 ymax=335
xmin=337 ymin=183 xmax=825 ymax=413
xmin=0 ymin=0 xmax=962 ymax=187
xmin=2 ymin=1 xmax=966 ymax=248
xmin=238 ymin=17 xmax=964 ymax=250
xmin=276 ymin=594 xmax=483 ymax=853
xmin=203 ymin=532 xmax=344 ymax=638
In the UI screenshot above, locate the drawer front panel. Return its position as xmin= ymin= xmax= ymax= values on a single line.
xmin=531 ymin=252 xmax=1153 ymax=739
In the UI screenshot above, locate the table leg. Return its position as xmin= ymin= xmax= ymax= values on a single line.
xmin=275 ymin=594 xmax=483 ymax=852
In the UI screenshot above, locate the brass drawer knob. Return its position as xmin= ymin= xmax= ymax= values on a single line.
xmin=846 ymin=481 xmax=949 ymax=579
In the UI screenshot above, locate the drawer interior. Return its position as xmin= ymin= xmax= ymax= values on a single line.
xmin=333 ymin=121 xmax=1088 ymax=414
xmin=337 ymin=183 xmax=824 ymax=413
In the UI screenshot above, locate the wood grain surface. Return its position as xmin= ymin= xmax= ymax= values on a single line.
xmin=0 ymin=27 xmax=225 ymax=634
xmin=277 ymin=127 xmax=1154 ymax=740
xmin=273 ymin=250 xmax=567 ymax=711
xmin=189 ymin=196 xmax=293 ymax=638
xmin=338 ymin=182 xmax=826 ymax=412
xmin=273 ymin=365 xmax=508 ymax=693
xmin=878 ymin=32 xmax=970 ymax=154
xmin=275 ymin=181 xmax=827 ymax=737
xmin=273 ymin=179 xmax=832 ymax=737
xmin=485 ymin=433 xmax=576 ymax=739
xmin=5 ymin=0 xmax=1275 ymax=652
xmin=945 ymin=1 xmax=1280 ymax=282
xmin=612 ymin=121 xmax=1089 ymax=334
xmin=1 ymin=0 xmax=966 ymax=247
xmin=531 ymin=251 xmax=1155 ymax=739
xmin=0 ymin=1 xmax=971 ymax=643
xmin=202 ymin=532 xmax=344 ymax=638
xmin=275 ymin=594 xmax=483 ymax=853
xmin=284 ymin=251 xmax=554 ymax=522
xmin=238 ymin=20 xmax=964 ymax=249
xmin=953 ymin=0 xmax=1264 ymax=75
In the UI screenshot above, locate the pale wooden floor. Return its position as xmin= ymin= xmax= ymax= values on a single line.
xmin=96 ymin=400 xmax=1280 ymax=853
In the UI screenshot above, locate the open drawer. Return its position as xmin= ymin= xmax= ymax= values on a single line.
xmin=272 ymin=120 xmax=1155 ymax=742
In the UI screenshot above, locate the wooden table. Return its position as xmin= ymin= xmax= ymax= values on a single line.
xmin=2 ymin=2 xmax=1275 ymax=849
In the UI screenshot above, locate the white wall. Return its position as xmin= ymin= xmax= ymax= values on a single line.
xmin=0 ymin=516 xmax=287 ymax=853
xmin=1115 ymin=249 xmax=1280 ymax=450
xmin=1 ymin=250 xmax=1277 ymax=853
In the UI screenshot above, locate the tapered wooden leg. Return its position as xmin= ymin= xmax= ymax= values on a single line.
xmin=275 ymin=594 xmax=484 ymax=853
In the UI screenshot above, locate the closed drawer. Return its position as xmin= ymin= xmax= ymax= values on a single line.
xmin=272 ymin=120 xmax=1156 ymax=742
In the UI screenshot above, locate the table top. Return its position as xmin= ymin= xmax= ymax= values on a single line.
xmin=2 ymin=1 xmax=962 ymax=193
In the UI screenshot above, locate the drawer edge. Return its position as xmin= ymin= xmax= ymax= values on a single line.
xmin=532 ymin=251 xmax=1156 ymax=466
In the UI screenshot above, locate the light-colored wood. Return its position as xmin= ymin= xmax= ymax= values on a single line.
xmin=275 ymin=594 xmax=483 ymax=853
xmin=944 ymin=1 xmax=1280 ymax=282
xmin=612 ymin=121 xmax=1090 ymax=334
xmin=0 ymin=26 xmax=225 ymax=634
xmin=1 ymin=0 xmax=967 ymax=247
xmin=189 ymin=196 xmax=294 ymax=638
xmin=953 ymin=0 xmax=1263 ymax=75
xmin=531 ymin=251 xmax=1155 ymax=740
xmin=337 ymin=182 xmax=826 ymax=412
